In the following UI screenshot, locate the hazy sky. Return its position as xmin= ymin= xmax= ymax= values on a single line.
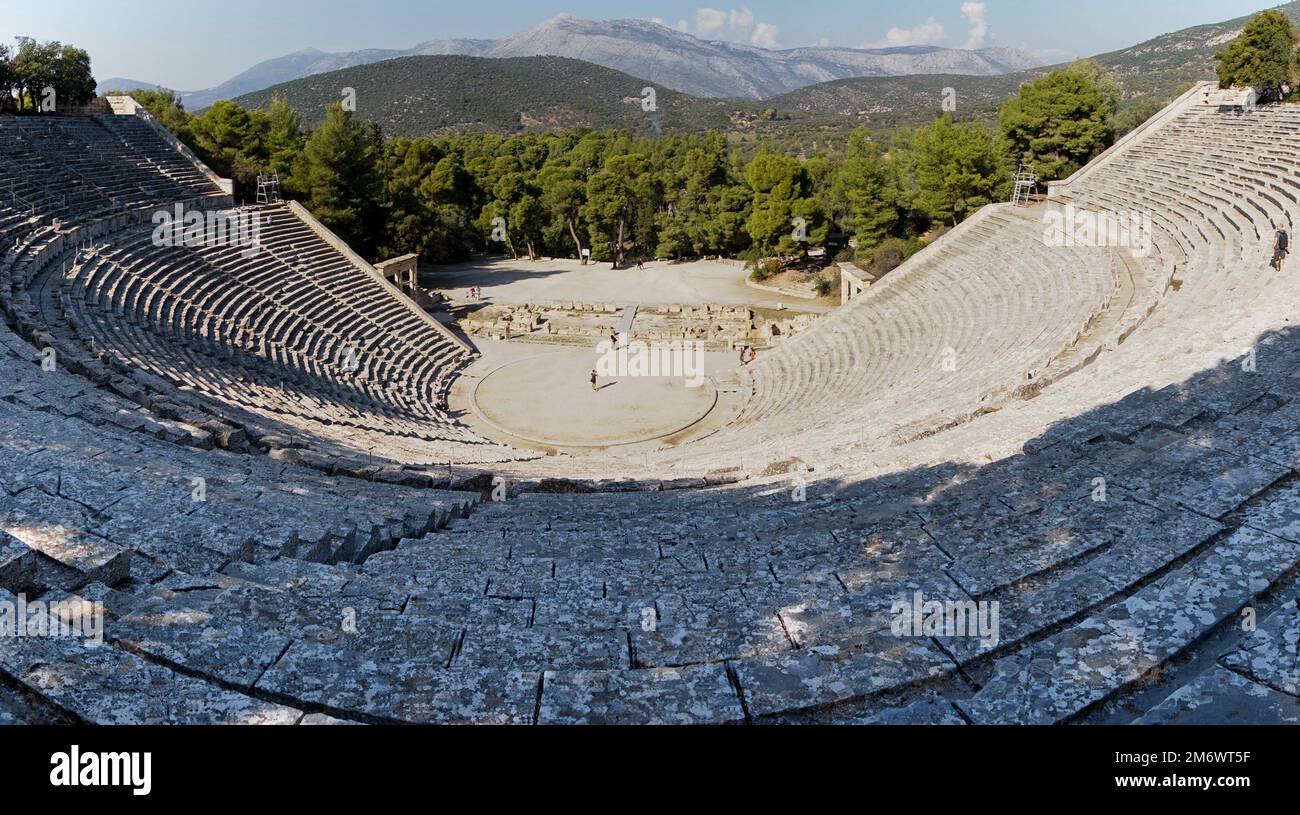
xmin=0 ymin=0 xmax=1280 ymax=90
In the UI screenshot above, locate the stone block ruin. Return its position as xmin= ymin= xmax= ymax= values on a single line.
xmin=458 ymin=301 xmax=817 ymax=348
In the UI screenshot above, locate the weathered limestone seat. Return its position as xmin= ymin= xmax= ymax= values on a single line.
xmin=1 ymin=113 xmax=527 ymax=470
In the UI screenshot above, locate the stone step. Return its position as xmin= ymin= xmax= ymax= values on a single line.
xmin=958 ymin=522 xmax=1300 ymax=724
xmin=730 ymin=632 xmax=955 ymax=720
xmin=254 ymin=637 xmax=538 ymax=724
xmin=0 ymin=589 xmax=301 ymax=724
xmin=1134 ymin=665 xmax=1300 ymax=724
xmin=0 ymin=493 xmax=130 ymax=587
xmin=538 ymin=665 xmax=744 ymax=724
xmin=0 ymin=531 xmax=38 ymax=593
xmin=1220 ymin=594 xmax=1300 ymax=697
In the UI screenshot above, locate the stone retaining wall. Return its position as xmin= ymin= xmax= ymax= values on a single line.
xmin=460 ymin=301 xmax=817 ymax=348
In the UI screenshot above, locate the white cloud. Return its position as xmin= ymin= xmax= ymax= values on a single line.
xmin=696 ymin=7 xmax=729 ymax=37
xmin=751 ymin=22 xmax=780 ymax=49
xmin=692 ymin=7 xmax=778 ymax=47
xmin=961 ymin=2 xmax=989 ymax=49
xmin=652 ymin=16 xmax=696 ymax=35
xmin=863 ymin=17 xmax=946 ymax=48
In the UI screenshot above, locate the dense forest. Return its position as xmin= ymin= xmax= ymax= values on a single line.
xmin=116 ymin=58 xmax=1130 ymax=281
xmin=230 ymin=55 xmax=746 ymax=138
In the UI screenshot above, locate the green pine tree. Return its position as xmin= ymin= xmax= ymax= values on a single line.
xmin=1215 ymin=10 xmax=1300 ymax=97
xmin=999 ymin=67 xmax=1115 ymax=181
xmin=292 ymin=103 xmax=385 ymax=256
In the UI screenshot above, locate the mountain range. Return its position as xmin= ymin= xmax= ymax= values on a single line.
xmin=100 ymin=14 xmax=1047 ymax=109
xmin=771 ymin=0 xmax=1300 ymax=129
xmin=99 ymin=1 xmax=1300 ymax=147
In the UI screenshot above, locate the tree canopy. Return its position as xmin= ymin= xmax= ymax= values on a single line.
xmin=909 ymin=116 xmax=1010 ymax=225
xmin=1 ymin=37 xmax=96 ymax=113
xmin=1215 ymin=10 xmax=1300 ymax=97
xmin=123 ymin=91 xmax=1021 ymax=272
xmin=999 ymin=64 xmax=1115 ymax=182
xmin=292 ymin=103 xmax=386 ymax=257
xmin=827 ymin=130 xmax=903 ymax=255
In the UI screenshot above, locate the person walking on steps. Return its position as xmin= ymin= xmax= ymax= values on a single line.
xmin=1272 ymin=222 xmax=1290 ymax=271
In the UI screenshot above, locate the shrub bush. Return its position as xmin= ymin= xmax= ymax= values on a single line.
xmin=859 ymin=237 xmax=929 ymax=278
xmin=749 ymin=258 xmax=781 ymax=282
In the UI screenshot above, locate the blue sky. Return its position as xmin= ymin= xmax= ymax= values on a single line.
xmin=0 ymin=0 xmax=1281 ymax=90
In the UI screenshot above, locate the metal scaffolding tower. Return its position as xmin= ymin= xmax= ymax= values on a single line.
xmin=255 ymin=172 xmax=282 ymax=205
xmin=1011 ymin=164 xmax=1039 ymax=207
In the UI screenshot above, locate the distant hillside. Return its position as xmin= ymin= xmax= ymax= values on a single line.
xmin=1092 ymin=0 xmax=1300 ymax=98
xmin=184 ymin=14 xmax=1045 ymax=109
xmin=98 ymin=78 xmax=184 ymax=95
xmin=183 ymin=43 xmax=489 ymax=110
xmin=766 ymin=72 xmax=1045 ymax=131
xmin=753 ymin=2 xmax=1300 ymax=135
xmin=229 ymin=3 xmax=1300 ymax=145
xmin=232 ymin=55 xmax=758 ymax=137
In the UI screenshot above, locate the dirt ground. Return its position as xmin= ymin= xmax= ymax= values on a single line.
xmin=424 ymin=256 xmax=835 ymax=313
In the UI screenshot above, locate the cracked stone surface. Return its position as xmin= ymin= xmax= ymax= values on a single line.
xmin=854 ymin=697 xmax=967 ymax=725
xmin=1135 ymin=666 xmax=1300 ymax=724
xmin=539 ymin=666 xmax=744 ymax=724
xmin=959 ymin=526 xmax=1300 ymax=724
xmin=0 ymin=589 xmax=300 ymax=724
xmin=1239 ymin=479 xmax=1300 ymax=543
xmin=1104 ymin=439 xmax=1288 ymax=519
xmin=256 ymin=638 xmax=538 ymax=724
xmin=732 ymin=636 xmax=954 ymax=719
xmin=1221 ymin=598 xmax=1300 ymax=697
